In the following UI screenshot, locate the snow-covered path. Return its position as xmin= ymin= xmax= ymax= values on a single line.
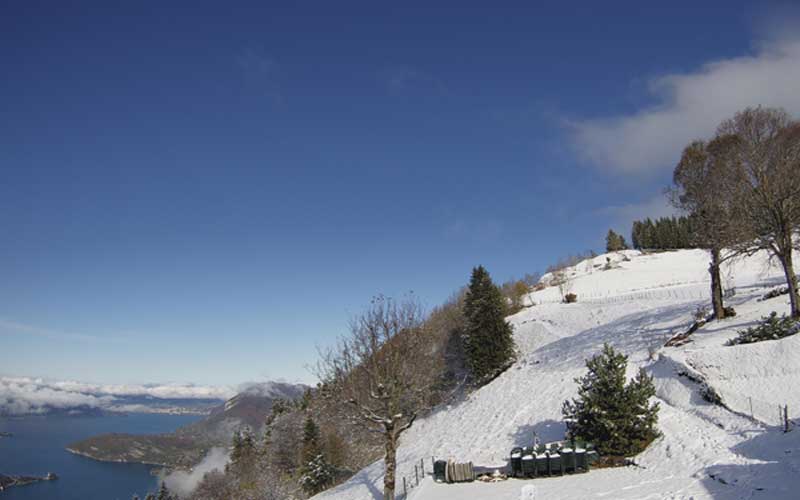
xmin=317 ymin=250 xmax=800 ymax=500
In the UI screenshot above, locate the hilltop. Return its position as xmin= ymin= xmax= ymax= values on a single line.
xmin=316 ymin=249 xmax=800 ymax=500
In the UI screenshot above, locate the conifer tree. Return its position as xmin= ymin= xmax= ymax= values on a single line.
xmin=301 ymin=415 xmax=322 ymax=465
xmin=462 ymin=266 xmax=515 ymax=382
xmin=562 ymin=344 xmax=660 ymax=456
xmin=300 ymin=453 xmax=335 ymax=495
xmin=226 ymin=427 xmax=258 ymax=493
xmin=606 ymin=229 xmax=626 ymax=252
xmin=156 ymin=482 xmax=173 ymax=500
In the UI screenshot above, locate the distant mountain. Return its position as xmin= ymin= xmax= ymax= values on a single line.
xmin=187 ymin=382 xmax=307 ymax=440
xmin=66 ymin=382 xmax=308 ymax=467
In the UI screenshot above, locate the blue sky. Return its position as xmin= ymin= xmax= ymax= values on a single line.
xmin=2 ymin=1 xmax=799 ymax=386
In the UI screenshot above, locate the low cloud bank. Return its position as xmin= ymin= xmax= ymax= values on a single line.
xmin=0 ymin=376 xmax=234 ymax=416
xmin=164 ymin=447 xmax=229 ymax=497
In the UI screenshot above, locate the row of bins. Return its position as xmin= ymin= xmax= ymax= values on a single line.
xmin=510 ymin=446 xmax=597 ymax=478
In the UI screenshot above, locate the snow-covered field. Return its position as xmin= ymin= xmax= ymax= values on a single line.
xmin=316 ymin=249 xmax=800 ymax=500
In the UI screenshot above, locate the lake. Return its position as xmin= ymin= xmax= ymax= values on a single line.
xmin=0 ymin=413 xmax=201 ymax=500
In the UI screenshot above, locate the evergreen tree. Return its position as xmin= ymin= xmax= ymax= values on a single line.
xmin=300 ymin=453 xmax=335 ymax=495
xmin=631 ymin=221 xmax=641 ymax=250
xmin=301 ymin=415 xmax=322 ymax=465
xmin=156 ymin=482 xmax=172 ymax=500
xmin=462 ymin=266 xmax=516 ymax=382
xmin=606 ymin=229 xmax=627 ymax=252
xmin=562 ymin=344 xmax=660 ymax=456
xmin=299 ymin=415 xmax=335 ymax=494
xmin=226 ymin=427 xmax=258 ymax=493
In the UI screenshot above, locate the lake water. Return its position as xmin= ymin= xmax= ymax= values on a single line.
xmin=0 ymin=413 xmax=201 ymax=500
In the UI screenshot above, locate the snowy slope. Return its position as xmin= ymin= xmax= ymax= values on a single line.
xmin=316 ymin=249 xmax=800 ymax=500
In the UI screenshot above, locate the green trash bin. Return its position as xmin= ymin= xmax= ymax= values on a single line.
xmin=548 ymin=452 xmax=563 ymax=475
xmin=574 ymin=448 xmax=587 ymax=471
xmin=510 ymin=447 xmax=523 ymax=477
xmin=433 ymin=460 xmax=447 ymax=482
xmin=535 ymin=453 xmax=548 ymax=476
xmin=586 ymin=450 xmax=599 ymax=470
xmin=561 ymin=448 xmax=575 ymax=473
xmin=521 ymin=453 xmax=536 ymax=477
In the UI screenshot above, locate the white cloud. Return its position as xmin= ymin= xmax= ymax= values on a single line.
xmin=0 ymin=376 xmax=234 ymax=416
xmin=570 ymin=35 xmax=800 ymax=173
xmin=164 ymin=447 xmax=229 ymax=496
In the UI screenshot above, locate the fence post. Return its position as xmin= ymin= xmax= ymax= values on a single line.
xmin=403 ymin=477 xmax=407 ymax=497
xmin=749 ymin=397 xmax=753 ymax=419
xmin=421 ymin=458 xmax=425 ymax=476
xmin=784 ymin=405 xmax=790 ymax=433
xmin=415 ymin=464 xmax=419 ymax=486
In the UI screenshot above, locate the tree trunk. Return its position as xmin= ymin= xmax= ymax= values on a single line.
xmin=383 ymin=429 xmax=397 ymax=500
xmin=709 ymin=247 xmax=725 ymax=320
xmin=780 ymin=250 xmax=800 ymax=318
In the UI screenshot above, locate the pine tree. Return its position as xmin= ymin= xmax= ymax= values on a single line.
xmin=299 ymin=415 xmax=336 ymax=495
xmin=226 ymin=427 xmax=258 ymax=492
xmin=301 ymin=415 xmax=322 ymax=465
xmin=156 ymin=482 xmax=172 ymax=500
xmin=631 ymin=221 xmax=641 ymax=249
xmin=606 ymin=229 xmax=625 ymax=252
xmin=300 ymin=453 xmax=335 ymax=495
xmin=462 ymin=266 xmax=516 ymax=382
xmin=562 ymin=344 xmax=660 ymax=456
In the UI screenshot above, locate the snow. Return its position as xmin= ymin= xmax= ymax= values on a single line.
xmin=315 ymin=249 xmax=800 ymax=500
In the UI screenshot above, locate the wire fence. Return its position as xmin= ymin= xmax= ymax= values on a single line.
xmin=722 ymin=391 xmax=797 ymax=431
xmin=397 ymin=457 xmax=430 ymax=499
xmin=528 ymin=283 xmax=710 ymax=306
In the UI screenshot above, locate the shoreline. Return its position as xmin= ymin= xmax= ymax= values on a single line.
xmin=64 ymin=447 xmax=172 ymax=469
xmin=0 ymin=472 xmax=57 ymax=491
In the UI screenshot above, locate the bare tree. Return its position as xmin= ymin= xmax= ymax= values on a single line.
xmin=718 ymin=108 xmax=800 ymax=317
xmin=315 ymin=295 xmax=440 ymax=500
xmin=553 ymin=268 xmax=573 ymax=300
xmin=670 ymin=135 xmax=747 ymax=319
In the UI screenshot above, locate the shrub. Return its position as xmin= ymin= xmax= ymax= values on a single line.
xmin=564 ymin=293 xmax=577 ymax=303
xmin=562 ymin=344 xmax=660 ymax=456
xmin=726 ymin=312 xmax=800 ymax=346
xmin=692 ymin=305 xmax=708 ymax=322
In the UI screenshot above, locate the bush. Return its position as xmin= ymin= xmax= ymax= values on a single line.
xmin=563 ymin=293 xmax=577 ymax=303
xmin=693 ymin=305 xmax=708 ymax=322
xmin=562 ymin=344 xmax=660 ymax=456
xmin=726 ymin=312 xmax=800 ymax=346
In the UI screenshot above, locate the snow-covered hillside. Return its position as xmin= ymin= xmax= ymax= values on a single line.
xmin=316 ymin=249 xmax=800 ymax=500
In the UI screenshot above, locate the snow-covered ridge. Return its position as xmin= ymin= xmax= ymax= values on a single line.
xmin=316 ymin=248 xmax=800 ymax=500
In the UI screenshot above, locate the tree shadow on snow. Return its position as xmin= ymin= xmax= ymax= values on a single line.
xmin=530 ymin=302 xmax=696 ymax=370
xmin=698 ymin=426 xmax=800 ymax=500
